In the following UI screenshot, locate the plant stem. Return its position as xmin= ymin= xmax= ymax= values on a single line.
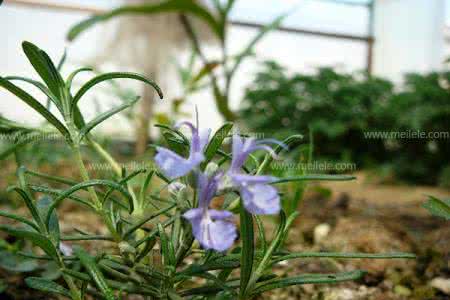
xmin=72 ymin=144 xmax=120 ymax=242
xmin=88 ymin=138 xmax=139 ymax=212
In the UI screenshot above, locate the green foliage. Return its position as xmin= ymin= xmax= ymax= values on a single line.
xmin=423 ymin=195 xmax=450 ymax=220
xmin=240 ymin=61 xmax=450 ymax=185
xmin=0 ymin=41 xmax=415 ymax=299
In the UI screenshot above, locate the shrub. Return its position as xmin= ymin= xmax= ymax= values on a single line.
xmin=0 ymin=42 xmax=415 ymax=299
xmin=240 ymin=61 xmax=450 ymax=185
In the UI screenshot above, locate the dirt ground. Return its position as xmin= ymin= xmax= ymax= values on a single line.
xmin=0 ymin=168 xmax=449 ymax=299
xmin=259 ymin=172 xmax=450 ymax=300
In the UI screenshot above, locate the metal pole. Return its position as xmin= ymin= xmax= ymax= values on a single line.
xmin=367 ymin=0 xmax=376 ymax=75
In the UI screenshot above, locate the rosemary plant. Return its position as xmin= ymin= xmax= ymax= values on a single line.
xmin=0 ymin=42 xmax=415 ymax=300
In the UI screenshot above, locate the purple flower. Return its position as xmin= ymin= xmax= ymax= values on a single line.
xmin=155 ymin=121 xmax=210 ymax=179
xmin=225 ymin=134 xmax=285 ymax=215
xmin=183 ymin=173 xmax=237 ymax=252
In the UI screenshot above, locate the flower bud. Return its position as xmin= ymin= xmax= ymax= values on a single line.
xmin=205 ymin=162 xmax=219 ymax=177
xmin=119 ymin=241 xmax=136 ymax=258
xmin=217 ymin=173 xmax=234 ymax=194
xmin=168 ymin=182 xmax=186 ymax=198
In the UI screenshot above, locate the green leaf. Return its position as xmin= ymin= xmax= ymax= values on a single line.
xmin=0 ymin=210 xmax=39 ymax=231
xmin=0 ymin=115 xmax=34 ymax=133
xmin=5 ymin=76 xmax=62 ymax=112
xmin=239 ymin=208 xmax=254 ymax=298
xmin=37 ymin=196 xmax=60 ymax=246
xmin=254 ymin=215 xmax=267 ymax=253
xmin=66 ymin=67 xmax=93 ymax=89
xmin=251 ymin=270 xmax=366 ymax=295
xmin=245 ymin=211 xmax=286 ymax=296
xmin=25 ymin=169 xmax=78 ymax=186
xmin=21 ymin=41 xmax=65 ymax=99
xmin=0 ymin=77 xmax=70 ymax=140
xmin=271 ymin=252 xmax=416 ymax=265
xmin=158 ymin=223 xmax=176 ymax=267
xmin=257 ymin=134 xmax=303 ymax=174
xmin=201 ymin=122 xmax=233 ymax=169
xmin=423 ymin=195 xmax=450 ymax=220
xmin=123 ymin=204 xmax=175 ymax=239
xmin=78 ymin=97 xmax=139 ymax=141
xmin=67 ymin=0 xmax=222 ymax=41
xmin=162 ymin=132 xmax=189 ymax=156
xmin=28 ymin=184 xmax=94 ymax=210
xmin=7 ymin=185 xmax=45 ymax=232
xmin=71 ymin=72 xmax=163 ymax=115
xmin=25 ymin=277 xmax=70 ymax=297
xmin=139 ymin=170 xmax=154 ymax=206
xmin=63 ymin=268 xmax=160 ymax=297
xmin=271 ymin=174 xmax=356 ymax=185
xmin=46 ymin=179 xmax=134 ymax=226
xmin=0 ymin=225 xmax=58 ymax=258
xmin=74 ymin=247 xmax=116 ymax=300
xmin=0 ymin=251 xmax=40 ymax=272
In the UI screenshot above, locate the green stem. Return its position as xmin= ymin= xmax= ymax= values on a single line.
xmin=88 ymin=138 xmax=139 ymax=213
xmin=72 ymin=144 xmax=120 ymax=242
xmin=56 ymin=251 xmax=81 ymax=300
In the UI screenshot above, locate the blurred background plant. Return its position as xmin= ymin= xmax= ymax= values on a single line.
xmin=67 ymin=0 xmax=285 ymax=154
xmin=240 ymin=61 xmax=450 ymax=186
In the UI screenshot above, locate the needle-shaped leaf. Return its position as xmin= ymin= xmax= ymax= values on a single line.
xmin=201 ymin=122 xmax=233 ymax=169
xmin=423 ymin=195 xmax=450 ymax=220
xmin=5 ymin=76 xmax=63 ymax=112
xmin=251 ymin=270 xmax=367 ymax=295
xmin=66 ymin=67 xmax=93 ymax=89
xmin=239 ymin=208 xmax=254 ymax=298
xmin=28 ymin=185 xmax=94 ymax=210
xmin=46 ymin=179 xmax=134 ymax=226
xmin=67 ymin=0 xmax=223 ymax=41
xmin=71 ymin=72 xmax=163 ymax=115
xmin=123 ymin=204 xmax=175 ymax=239
xmin=257 ymin=134 xmax=303 ymax=174
xmin=37 ymin=196 xmax=60 ymax=246
xmin=7 ymin=186 xmax=45 ymax=232
xmin=74 ymin=247 xmax=116 ymax=300
xmin=0 ymin=225 xmax=58 ymax=258
xmin=21 ymin=41 xmax=65 ymax=99
xmin=245 ymin=211 xmax=286 ymax=296
xmin=271 ymin=252 xmax=416 ymax=265
xmin=0 ymin=77 xmax=70 ymax=140
xmin=0 ymin=211 xmax=39 ymax=231
xmin=25 ymin=277 xmax=70 ymax=297
xmin=78 ymin=97 xmax=139 ymax=141
xmin=158 ymin=223 xmax=176 ymax=267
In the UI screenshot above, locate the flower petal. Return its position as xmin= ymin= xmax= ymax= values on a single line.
xmin=183 ymin=208 xmax=237 ymax=252
xmin=183 ymin=208 xmax=203 ymax=220
xmin=241 ymin=184 xmax=280 ymax=215
xmin=231 ymin=134 xmax=246 ymax=171
xmin=208 ymin=209 xmax=234 ymax=220
xmin=231 ymin=173 xmax=276 ymax=186
xmin=155 ymin=147 xmax=200 ymax=179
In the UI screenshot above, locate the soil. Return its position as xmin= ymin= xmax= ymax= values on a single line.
xmin=258 ymin=172 xmax=450 ymax=300
xmin=0 ymin=168 xmax=449 ymax=299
